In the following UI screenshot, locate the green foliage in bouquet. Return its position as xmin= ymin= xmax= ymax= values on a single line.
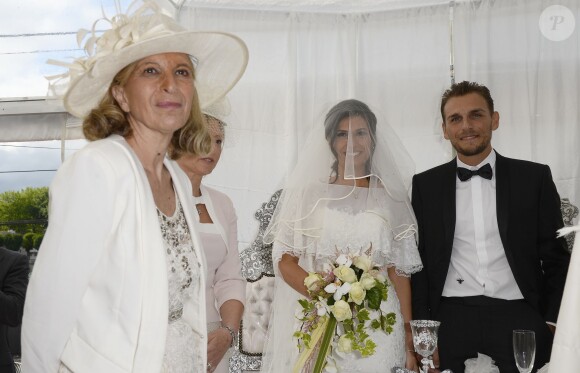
xmin=292 ymin=251 xmax=397 ymax=373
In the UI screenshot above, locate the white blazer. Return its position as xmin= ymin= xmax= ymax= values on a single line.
xmin=22 ymin=135 xmax=207 ymax=373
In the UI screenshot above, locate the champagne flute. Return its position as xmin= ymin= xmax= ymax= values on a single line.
xmin=410 ymin=320 xmax=441 ymax=373
xmin=513 ymin=330 xmax=536 ymax=373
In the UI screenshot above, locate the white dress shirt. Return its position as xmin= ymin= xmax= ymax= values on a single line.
xmin=442 ymin=150 xmax=524 ymax=300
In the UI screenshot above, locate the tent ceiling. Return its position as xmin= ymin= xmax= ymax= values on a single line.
xmin=182 ymin=0 xmax=450 ymax=13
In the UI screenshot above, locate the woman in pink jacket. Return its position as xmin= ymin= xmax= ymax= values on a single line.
xmin=175 ymin=99 xmax=246 ymax=373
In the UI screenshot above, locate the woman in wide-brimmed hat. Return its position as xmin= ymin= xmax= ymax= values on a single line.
xmin=21 ymin=2 xmax=248 ymax=372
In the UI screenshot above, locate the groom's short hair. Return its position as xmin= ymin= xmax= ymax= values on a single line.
xmin=440 ymin=81 xmax=495 ymax=121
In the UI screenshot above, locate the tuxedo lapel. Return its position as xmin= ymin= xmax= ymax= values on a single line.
xmin=442 ymin=159 xmax=458 ymax=259
xmin=495 ymin=153 xmax=510 ymax=252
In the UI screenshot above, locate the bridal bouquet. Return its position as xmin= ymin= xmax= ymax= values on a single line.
xmin=293 ymin=250 xmax=396 ymax=373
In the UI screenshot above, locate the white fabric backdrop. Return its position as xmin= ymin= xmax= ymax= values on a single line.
xmin=180 ymin=0 xmax=579 ymax=249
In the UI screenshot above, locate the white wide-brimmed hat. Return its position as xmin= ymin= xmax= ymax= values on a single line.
xmin=50 ymin=1 xmax=248 ymax=118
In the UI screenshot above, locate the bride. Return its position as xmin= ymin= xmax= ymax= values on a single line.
xmin=262 ymin=99 xmax=423 ymax=373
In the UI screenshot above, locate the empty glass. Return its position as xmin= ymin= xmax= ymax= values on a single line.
xmin=410 ymin=320 xmax=441 ymax=373
xmin=513 ymin=330 xmax=536 ymax=373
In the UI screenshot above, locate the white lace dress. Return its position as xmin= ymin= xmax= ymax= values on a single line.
xmin=158 ymin=199 xmax=203 ymax=373
xmin=263 ymin=186 xmax=422 ymax=373
xmin=318 ymin=206 xmax=405 ymax=372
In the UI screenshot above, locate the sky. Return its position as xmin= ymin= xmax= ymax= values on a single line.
xmin=0 ymin=140 xmax=86 ymax=193
xmin=0 ymin=0 xmax=136 ymax=194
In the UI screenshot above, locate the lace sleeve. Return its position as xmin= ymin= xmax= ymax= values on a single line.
xmin=367 ymin=223 xmax=423 ymax=277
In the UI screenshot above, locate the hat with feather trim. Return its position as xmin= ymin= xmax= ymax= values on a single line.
xmin=49 ymin=1 xmax=248 ymax=119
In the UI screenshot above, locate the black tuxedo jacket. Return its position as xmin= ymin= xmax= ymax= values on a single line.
xmin=0 ymin=247 xmax=28 ymax=365
xmin=411 ymin=152 xmax=570 ymax=323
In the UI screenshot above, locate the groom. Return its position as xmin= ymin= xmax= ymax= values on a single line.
xmin=411 ymin=81 xmax=570 ymax=373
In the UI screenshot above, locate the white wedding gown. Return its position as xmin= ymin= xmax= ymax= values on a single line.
xmin=314 ymin=194 xmax=405 ymax=372
xmin=263 ymin=186 xmax=421 ymax=373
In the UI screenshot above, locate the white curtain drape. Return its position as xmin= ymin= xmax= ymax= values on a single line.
xmin=451 ymin=0 xmax=579 ymax=205
xmin=180 ymin=0 xmax=579 ymax=249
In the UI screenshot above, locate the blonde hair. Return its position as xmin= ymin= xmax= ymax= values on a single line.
xmin=82 ymin=58 xmax=210 ymax=156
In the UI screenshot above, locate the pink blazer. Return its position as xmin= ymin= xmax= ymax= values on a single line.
xmin=199 ymin=184 xmax=246 ymax=321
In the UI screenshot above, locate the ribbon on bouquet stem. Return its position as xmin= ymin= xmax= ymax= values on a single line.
xmin=313 ymin=315 xmax=337 ymax=373
xmin=293 ymin=315 xmax=337 ymax=373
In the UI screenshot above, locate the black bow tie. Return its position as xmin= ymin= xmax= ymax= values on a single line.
xmin=457 ymin=163 xmax=493 ymax=181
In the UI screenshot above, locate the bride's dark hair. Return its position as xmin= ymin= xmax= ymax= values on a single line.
xmin=324 ymin=99 xmax=377 ymax=183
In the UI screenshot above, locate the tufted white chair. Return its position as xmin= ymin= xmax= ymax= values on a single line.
xmin=241 ymin=277 xmax=275 ymax=355
xmin=229 ymin=190 xmax=281 ymax=373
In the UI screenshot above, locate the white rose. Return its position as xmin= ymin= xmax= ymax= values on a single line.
xmin=337 ymin=334 xmax=353 ymax=353
xmin=331 ymin=300 xmax=352 ymax=321
xmin=353 ymin=255 xmax=373 ymax=272
xmin=360 ymin=273 xmax=377 ymax=290
xmin=304 ymin=273 xmax=323 ymax=292
xmin=349 ymin=282 xmax=366 ymax=305
xmin=333 ymin=265 xmax=357 ymax=283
